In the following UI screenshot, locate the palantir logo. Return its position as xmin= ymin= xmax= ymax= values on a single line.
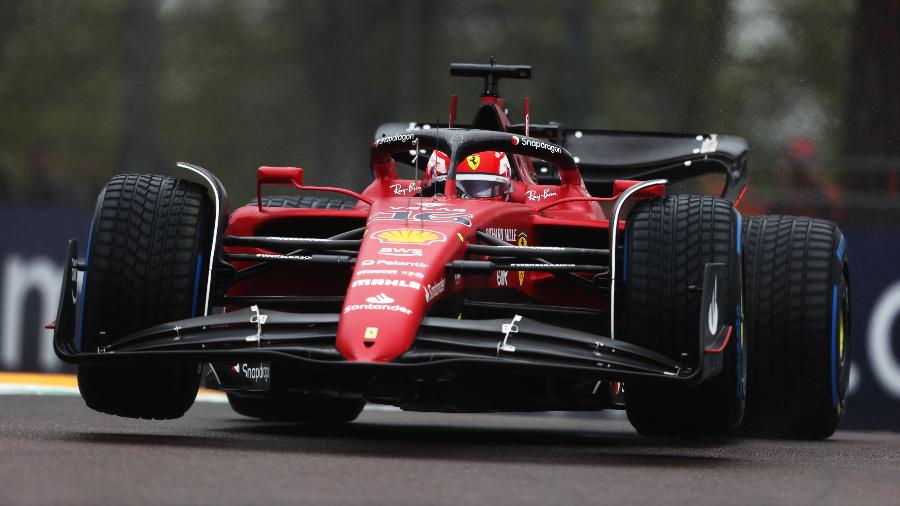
xmin=366 ymin=293 xmax=394 ymax=304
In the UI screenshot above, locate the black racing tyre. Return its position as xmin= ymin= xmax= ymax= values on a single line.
xmin=227 ymin=394 xmax=366 ymax=423
xmin=251 ymin=195 xmax=357 ymax=209
xmin=623 ymin=195 xmax=745 ymax=437
xmin=739 ymin=215 xmax=850 ymax=439
xmin=77 ymin=174 xmax=212 ymax=419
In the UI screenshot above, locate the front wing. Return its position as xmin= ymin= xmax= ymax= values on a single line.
xmin=54 ymin=240 xmax=731 ymax=390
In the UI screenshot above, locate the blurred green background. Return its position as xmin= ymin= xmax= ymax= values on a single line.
xmin=1 ymin=0 xmax=896 ymax=223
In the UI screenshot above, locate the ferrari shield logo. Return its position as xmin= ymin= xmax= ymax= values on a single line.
xmin=364 ymin=327 xmax=378 ymax=340
xmin=466 ymin=154 xmax=481 ymax=170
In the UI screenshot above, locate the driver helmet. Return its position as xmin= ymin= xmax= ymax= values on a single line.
xmin=425 ymin=150 xmax=512 ymax=200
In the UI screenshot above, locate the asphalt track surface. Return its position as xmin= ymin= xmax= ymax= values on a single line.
xmin=1 ymin=395 xmax=899 ymax=505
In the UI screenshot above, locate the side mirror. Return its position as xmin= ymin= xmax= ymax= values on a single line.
xmin=256 ymin=166 xmax=304 ymax=211
xmin=258 ymin=166 xmax=304 ymax=187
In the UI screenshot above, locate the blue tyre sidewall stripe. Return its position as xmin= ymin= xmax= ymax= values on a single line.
xmin=75 ymin=218 xmax=95 ymax=353
xmin=830 ymin=234 xmax=846 ymax=408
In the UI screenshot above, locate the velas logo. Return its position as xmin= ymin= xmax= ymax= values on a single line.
xmin=355 ymin=269 xmax=398 ymax=276
xmin=366 ymin=293 xmax=394 ymax=304
xmin=372 ymin=229 xmax=446 ymax=245
xmin=466 ymin=154 xmax=481 ymax=170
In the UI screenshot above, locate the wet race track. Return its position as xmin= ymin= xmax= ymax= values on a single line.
xmin=1 ymin=395 xmax=898 ymax=505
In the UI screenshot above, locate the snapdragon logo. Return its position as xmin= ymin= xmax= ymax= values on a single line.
xmin=240 ymin=363 xmax=270 ymax=381
xmin=511 ymin=136 xmax=562 ymax=154
xmin=375 ymin=133 xmax=416 ymax=146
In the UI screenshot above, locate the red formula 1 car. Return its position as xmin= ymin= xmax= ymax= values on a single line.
xmin=54 ymin=62 xmax=851 ymax=438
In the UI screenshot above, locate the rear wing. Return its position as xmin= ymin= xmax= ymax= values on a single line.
xmin=374 ymin=122 xmax=748 ymax=202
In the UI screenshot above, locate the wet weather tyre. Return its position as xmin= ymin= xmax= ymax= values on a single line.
xmin=739 ymin=215 xmax=850 ymax=439
xmin=77 ymin=174 xmax=212 ymax=419
xmin=623 ymin=195 xmax=745 ymax=437
xmin=227 ymin=394 xmax=366 ymax=423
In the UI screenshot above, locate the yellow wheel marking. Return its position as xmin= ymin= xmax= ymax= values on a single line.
xmin=839 ymin=308 xmax=845 ymax=361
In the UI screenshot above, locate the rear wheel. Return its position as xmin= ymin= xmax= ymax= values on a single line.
xmin=623 ymin=195 xmax=745 ymax=437
xmin=740 ymin=215 xmax=850 ymax=439
xmin=77 ymin=174 xmax=211 ymax=419
xmin=227 ymin=394 xmax=365 ymax=423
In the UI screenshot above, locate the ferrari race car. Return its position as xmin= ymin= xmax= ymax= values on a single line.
xmin=53 ymin=61 xmax=851 ymax=439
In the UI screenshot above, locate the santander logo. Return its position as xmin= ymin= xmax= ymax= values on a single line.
xmin=366 ymin=293 xmax=395 ymax=304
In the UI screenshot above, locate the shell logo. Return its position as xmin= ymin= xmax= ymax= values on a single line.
xmin=372 ymin=229 xmax=447 ymax=245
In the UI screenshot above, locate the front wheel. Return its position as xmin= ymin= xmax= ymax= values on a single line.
xmin=622 ymin=195 xmax=745 ymax=437
xmin=77 ymin=174 xmax=212 ymax=419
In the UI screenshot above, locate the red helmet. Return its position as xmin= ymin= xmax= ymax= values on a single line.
xmin=425 ymin=150 xmax=512 ymax=199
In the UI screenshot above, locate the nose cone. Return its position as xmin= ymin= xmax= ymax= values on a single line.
xmin=337 ymin=218 xmax=464 ymax=362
